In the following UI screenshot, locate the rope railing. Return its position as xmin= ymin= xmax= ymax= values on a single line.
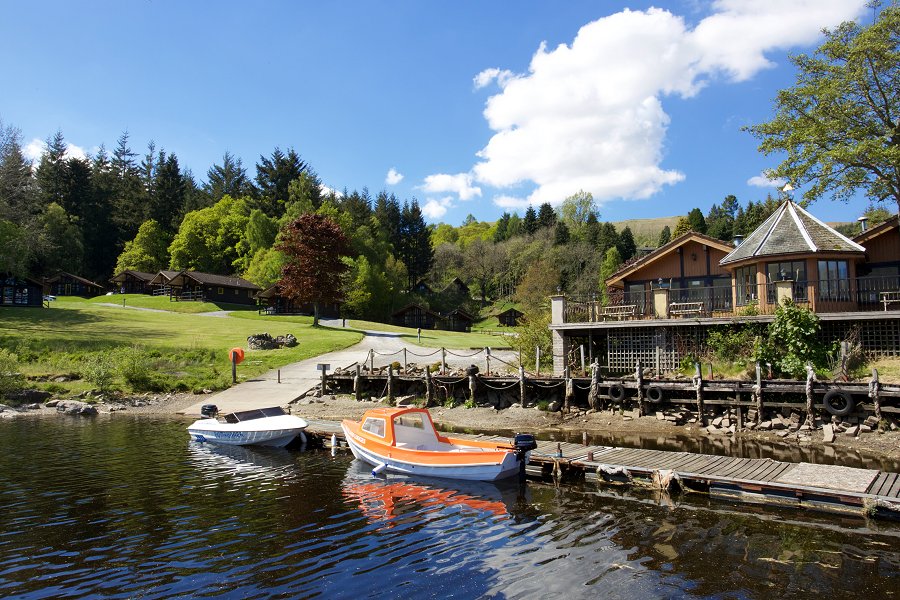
xmin=477 ymin=378 xmax=521 ymax=391
xmin=444 ymin=348 xmax=485 ymax=358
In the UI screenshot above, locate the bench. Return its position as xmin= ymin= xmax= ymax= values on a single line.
xmin=881 ymin=291 xmax=900 ymax=311
xmin=599 ymin=304 xmax=637 ymax=320
xmin=669 ymin=301 xmax=704 ymax=317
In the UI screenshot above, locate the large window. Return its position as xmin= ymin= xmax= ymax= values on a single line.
xmin=735 ymin=266 xmax=757 ymax=306
xmin=766 ymin=260 xmax=808 ymax=302
xmin=817 ymin=260 xmax=850 ymax=302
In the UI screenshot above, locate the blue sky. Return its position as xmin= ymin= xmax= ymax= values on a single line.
xmin=0 ymin=0 xmax=875 ymax=225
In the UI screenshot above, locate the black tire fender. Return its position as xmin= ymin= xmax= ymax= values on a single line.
xmin=823 ymin=389 xmax=854 ymax=417
xmin=608 ymin=383 xmax=626 ymax=403
xmin=646 ymin=385 xmax=664 ymax=403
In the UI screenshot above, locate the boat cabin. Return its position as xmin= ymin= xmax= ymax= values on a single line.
xmin=358 ymin=407 xmax=443 ymax=449
xmin=220 ymin=406 xmax=289 ymax=423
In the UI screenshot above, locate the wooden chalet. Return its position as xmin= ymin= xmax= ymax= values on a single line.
xmin=44 ymin=272 xmax=105 ymax=297
xmin=110 ymin=270 xmax=156 ymax=294
xmin=497 ymin=307 xmax=524 ymax=327
xmin=409 ymin=280 xmax=434 ymax=295
xmin=550 ymin=201 xmax=900 ymax=375
xmin=392 ymin=304 xmax=440 ymax=329
xmin=149 ymin=270 xmax=182 ymax=296
xmin=166 ymin=271 xmax=261 ymax=304
xmin=441 ymin=277 xmax=470 ymax=298
xmin=440 ymin=308 xmax=474 ymax=332
xmin=0 ymin=274 xmax=44 ymax=307
xmin=255 ymin=284 xmax=340 ymax=316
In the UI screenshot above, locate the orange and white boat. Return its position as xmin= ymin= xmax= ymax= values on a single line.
xmin=340 ymin=407 xmax=537 ymax=481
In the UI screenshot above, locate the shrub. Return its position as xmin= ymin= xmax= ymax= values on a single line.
xmin=0 ymin=349 xmax=24 ymax=395
xmin=536 ymin=400 xmax=550 ymax=412
xmin=81 ymin=352 xmax=117 ymax=392
xmin=705 ymin=326 xmax=760 ymax=363
xmin=755 ymin=299 xmax=826 ymax=378
xmin=117 ymin=346 xmax=154 ymax=389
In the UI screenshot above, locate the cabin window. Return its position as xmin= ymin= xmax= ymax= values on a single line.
xmin=234 ymin=288 xmax=239 ymax=295
xmin=218 ymin=287 xmax=224 ymax=294
xmin=766 ymin=260 xmax=807 ymax=302
xmin=362 ymin=418 xmax=386 ymax=437
xmin=817 ymin=260 xmax=850 ymax=302
xmin=735 ymin=266 xmax=757 ymax=306
xmin=395 ymin=413 xmax=425 ymax=430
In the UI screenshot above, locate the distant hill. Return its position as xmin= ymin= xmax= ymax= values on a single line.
xmin=611 ymin=216 xmax=680 ymax=247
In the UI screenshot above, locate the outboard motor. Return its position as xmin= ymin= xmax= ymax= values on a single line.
xmin=200 ymin=404 xmax=218 ymax=419
xmin=514 ymin=433 xmax=538 ymax=482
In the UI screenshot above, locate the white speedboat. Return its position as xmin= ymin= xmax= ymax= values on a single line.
xmin=188 ymin=405 xmax=308 ymax=448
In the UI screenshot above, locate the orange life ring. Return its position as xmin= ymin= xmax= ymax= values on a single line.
xmin=229 ymin=347 xmax=245 ymax=364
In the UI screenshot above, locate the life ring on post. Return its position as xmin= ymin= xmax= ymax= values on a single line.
xmin=822 ymin=389 xmax=854 ymax=417
xmin=607 ymin=383 xmax=627 ymax=403
xmin=228 ymin=347 xmax=245 ymax=365
xmin=646 ymin=385 xmax=664 ymax=403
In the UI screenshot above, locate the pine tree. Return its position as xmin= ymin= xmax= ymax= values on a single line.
xmin=152 ymin=152 xmax=186 ymax=232
xmin=523 ymin=206 xmax=538 ymax=234
xmin=554 ymin=222 xmax=570 ymax=245
xmin=399 ymin=200 xmax=433 ymax=287
xmin=0 ymin=124 xmax=36 ymax=223
xmin=596 ymin=222 xmax=619 ymax=255
xmin=686 ymin=207 xmax=707 ymax=234
xmin=255 ymin=147 xmax=307 ymax=218
xmin=111 ymin=131 xmax=144 ymax=244
xmin=205 ymin=151 xmax=252 ymax=201
xmin=35 ymin=130 xmax=68 ymax=211
xmin=537 ymin=202 xmax=556 ymax=229
xmin=617 ymin=226 xmax=636 ymax=261
xmin=657 ymin=225 xmax=671 ymax=246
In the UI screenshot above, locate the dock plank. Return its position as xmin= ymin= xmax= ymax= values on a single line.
xmin=868 ymin=473 xmax=893 ymax=496
xmin=886 ymin=474 xmax=900 ymax=498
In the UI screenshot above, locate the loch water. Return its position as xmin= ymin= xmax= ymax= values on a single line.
xmin=1 ymin=416 xmax=898 ymax=599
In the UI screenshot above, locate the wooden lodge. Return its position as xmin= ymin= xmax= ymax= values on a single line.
xmin=110 ymin=270 xmax=156 ymax=294
xmin=143 ymin=270 xmax=260 ymax=304
xmin=392 ymin=304 xmax=440 ymax=329
xmin=497 ymin=307 xmax=524 ymax=327
xmin=0 ymin=274 xmax=44 ymax=307
xmin=440 ymin=308 xmax=474 ymax=332
xmin=256 ymin=284 xmax=340 ymax=317
xmin=44 ymin=272 xmax=105 ymax=297
xmin=441 ymin=276 xmax=470 ymax=298
xmin=551 ymin=201 xmax=900 ymax=374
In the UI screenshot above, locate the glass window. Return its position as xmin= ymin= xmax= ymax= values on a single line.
xmin=766 ymin=261 xmax=807 ymax=302
xmin=362 ymin=418 xmax=386 ymax=437
xmin=817 ymin=260 xmax=850 ymax=302
xmin=735 ymin=266 xmax=757 ymax=306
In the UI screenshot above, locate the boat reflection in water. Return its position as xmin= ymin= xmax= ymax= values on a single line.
xmin=341 ymin=461 xmax=528 ymax=527
xmin=187 ymin=441 xmax=301 ymax=486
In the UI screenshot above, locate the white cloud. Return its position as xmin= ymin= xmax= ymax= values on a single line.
xmin=422 ymin=196 xmax=455 ymax=220
xmin=421 ymin=172 xmax=482 ymax=201
xmin=463 ymin=0 xmax=866 ymax=207
xmin=473 ymin=67 xmax=515 ymax=90
xmin=493 ymin=195 xmax=530 ymax=210
xmin=24 ymin=137 xmax=87 ymax=164
xmin=385 ymin=168 xmax=404 ymax=185
xmin=320 ymin=184 xmax=343 ymax=198
xmin=747 ymin=172 xmax=786 ymax=188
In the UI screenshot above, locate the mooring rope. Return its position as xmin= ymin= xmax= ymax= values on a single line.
xmin=444 ymin=348 xmax=485 ymax=358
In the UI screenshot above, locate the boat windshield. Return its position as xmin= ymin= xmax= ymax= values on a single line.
xmin=223 ymin=407 xmax=287 ymax=423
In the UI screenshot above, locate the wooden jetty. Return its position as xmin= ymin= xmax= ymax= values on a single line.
xmin=303 ymin=419 xmax=900 ymax=520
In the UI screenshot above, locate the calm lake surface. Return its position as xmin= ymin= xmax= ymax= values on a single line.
xmin=1 ymin=416 xmax=898 ymax=599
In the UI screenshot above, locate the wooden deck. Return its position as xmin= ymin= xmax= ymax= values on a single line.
xmin=304 ymin=419 xmax=900 ymax=520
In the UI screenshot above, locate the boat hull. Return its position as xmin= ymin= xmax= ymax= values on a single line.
xmin=188 ymin=415 xmax=308 ymax=448
xmin=341 ymin=422 xmax=521 ymax=481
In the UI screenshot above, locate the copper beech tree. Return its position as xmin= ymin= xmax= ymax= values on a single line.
xmin=276 ymin=213 xmax=351 ymax=326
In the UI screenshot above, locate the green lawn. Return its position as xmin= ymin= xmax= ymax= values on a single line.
xmin=0 ymin=301 xmax=362 ymax=395
xmin=347 ymin=319 xmax=512 ymax=349
xmin=85 ymin=294 xmax=259 ymax=314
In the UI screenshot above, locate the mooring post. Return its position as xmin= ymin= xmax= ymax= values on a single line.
xmin=485 ymin=347 xmax=491 ymax=375
xmin=655 ymin=346 xmax=661 ymax=379
xmin=580 ymin=345 xmax=585 ymax=375
xmin=754 ymin=362 xmax=763 ymax=425
xmin=588 ymin=360 xmax=600 ymax=411
xmin=870 ymin=368 xmax=882 ymax=421
xmin=468 ymin=372 xmax=477 ymax=404
xmin=369 ymin=349 xmax=374 ymax=374
xmin=320 ymin=365 xmax=328 ymax=397
xmin=425 ymin=366 xmax=433 ymax=407
xmin=231 ymin=353 xmax=237 ymax=384
xmin=693 ymin=362 xmax=705 ymax=426
xmin=387 ymin=365 xmax=394 ymax=404
xmin=403 ymin=348 xmax=408 ymax=374
xmin=519 ymin=365 xmax=527 ymax=407
xmin=535 ymin=347 xmax=541 ymax=376
xmin=441 ymin=348 xmax=447 ymax=374
xmin=804 ymin=363 xmax=816 ymax=426
xmin=839 ymin=341 xmax=850 ymax=382
xmin=635 ymin=360 xmax=645 ymax=416
xmin=355 ymin=364 xmax=362 ymax=402
xmin=277 ymin=369 xmax=281 ymax=384
xmin=564 ymin=367 xmax=573 ymax=413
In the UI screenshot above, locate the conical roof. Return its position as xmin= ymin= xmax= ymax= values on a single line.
xmin=720 ymin=200 xmax=865 ymax=265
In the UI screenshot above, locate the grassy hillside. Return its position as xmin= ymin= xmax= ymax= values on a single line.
xmin=347 ymin=319 xmax=512 ymax=349
xmin=0 ymin=298 xmax=362 ymax=395
xmin=611 ymin=216 xmax=680 ymax=247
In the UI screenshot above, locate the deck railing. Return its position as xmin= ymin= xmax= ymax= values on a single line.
xmin=564 ymin=275 xmax=900 ymax=323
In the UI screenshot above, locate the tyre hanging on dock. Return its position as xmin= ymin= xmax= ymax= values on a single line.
xmin=646 ymin=385 xmax=664 ymax=403
xmin=608 ymin=383 xmax=627 ymax=403
xmin=822 ymin=389 xmax=854 ymax=417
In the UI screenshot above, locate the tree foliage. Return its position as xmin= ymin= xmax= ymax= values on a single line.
xmin=748 ymin=6 xmax=900 ymax=210
xmin=276 ymin=213 xmax=351 ymax=325
xmin=115 ymin=219 xmax=170 ymax=274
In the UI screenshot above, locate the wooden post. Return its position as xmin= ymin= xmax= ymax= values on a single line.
xmin=588 ymin=361 xmax=600 ymax=411
xmin=870 ymin=368 xmax=882 ymax=421
xmin=839 ymin=341 xmax=849 ymax=382
xmin=387 ymin=365 xmax=394 ymax=404
xmin=231 ymin=353 xmax=237 ymax=383
xmin=655 ymin=346 xmax=661 ymax=379
xmin=355 ymin=364 xmax=362 ymax=402
xmin=441 ymin=348 xmax=447 ymax=374
xmin=468 ymin=373 xmax=477 ymax=404
xmin=564 ymin=367 xmax=573 ymax=413
xmin=635 ymin=360 xmax=645 ymax=416
xmin=321 ymin=365 xmax=327 ymax=397
xmin=369 ymin=349 xmax=374 ymax=374
xmin=694 ymin=362 xmax=705 ymax=426
xmin=403 ymin=348 xmax=407 ymax=374
xmin=277 ymin=369 xmax=281 ymax=384
xmin=804 ymin=363 xmax=817 ymax=426
xmin=580 ymin=345 xmax=585 ymax=375
xmin=707 ymin=363 xmax=712 ymax=380
xmin=485 ymin=347 xmax=491 ymax=375
xmin=754 ymin=362 xmax=763 ymax=425
xmin=535 ymin=347 xmax=541 ymax=375
xmin=425 ymin=366 xmax=433 ymax=407
xmin=519 ymin=366 xmax=527 ymax=407
xmin=735 ymin=402 xmax=744 ymax=429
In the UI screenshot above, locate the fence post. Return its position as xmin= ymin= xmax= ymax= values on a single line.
xmin=355 ymin=364 xmax=362 ymax=402
xmin=485 ymin=347 xmax=491 ymax=375
xmin=580 ymin=345 xmax=586 ymax=375
xmin=635 ymin=360 xmax=645 ymax=416
xmin=754 ymin=362 xmax=763 ymax=425
xmin=870 ymin=368 xmax=882 ymax=421
xmin=694 ymin=362 xmax=705 ymax=426
xmin=519 ymin=365 xmax=527 ymax=407
xmin=468 ymin=372 xmax=477 ymax=404
xmin=804 ymin=363 xmax=816 ymax=426
xmin=403 ymin=348 xmax=407 ymax=374
xmin=655 ymin=346 xmax=661 ymax=378
xmin=564 ymin=367 xmax=573 ymax=412
xmin=535 ymin=347 xmax=541 ymax=376
xmin=425 ymin=366 xmax=433 ymax=407
xmin=387 ymin=365 xmax=394 ymax=404
xmin=441 ymin=348 xmax=447 ymax=374
xmin=588 ymin=361 xmax=600 ymax=411
xmin=369 ymin=349 xmax=374 ymax=374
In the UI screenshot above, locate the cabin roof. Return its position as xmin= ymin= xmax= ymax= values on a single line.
xmin=110 ymin=270 xmax=157 ymax=283
xmin=45 ymin=271 xmax=104 ymax=288
xmin=606 ymin=231 xmax=734 ymax=287
xmin=853 ymin=214 xmax=899 ymax=245
xmin=720 ymin=200 xmax=865 ymax=265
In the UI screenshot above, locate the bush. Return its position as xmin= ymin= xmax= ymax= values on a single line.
xmin=81 ymin=351 xmax=117 ymax=392
xmin=515 ymin=311 xmax=552 ymax=371
xmin=117 ymin=346 xmax=154 ymax=389
xmin=755 ymin=299 xmax=826 ymax=378
xmin=536 ymin=400 xmax=550 ymax=411
xmin=0 ymin=349 xmax=24 ymax=395
xmin=705 ymin=326 xmax=761 ymax=363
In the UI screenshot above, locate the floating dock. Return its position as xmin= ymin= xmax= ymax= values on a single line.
xmin=304 ymin=419 xmax=900 ymax=520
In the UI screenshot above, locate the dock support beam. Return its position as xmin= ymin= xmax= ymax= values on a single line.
xmin=805 ymin=364 xmax=817 ymax=426
xmin=754 ymin=362 xmax=763 ymax=425
xmin=635 ymin=360 xmax=645 ymax=416
xmin=355 ymin=364 xmax=362 ymax=402
xmin=564 ymin=367 xmax=573 ymax=412
xmin=693 ymin=362 xmax=705 ymax=426
xmin=870 ymin=368 xmax=882 ymax=421
xmin=588 ymin=361 xmax=600 ymax=411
